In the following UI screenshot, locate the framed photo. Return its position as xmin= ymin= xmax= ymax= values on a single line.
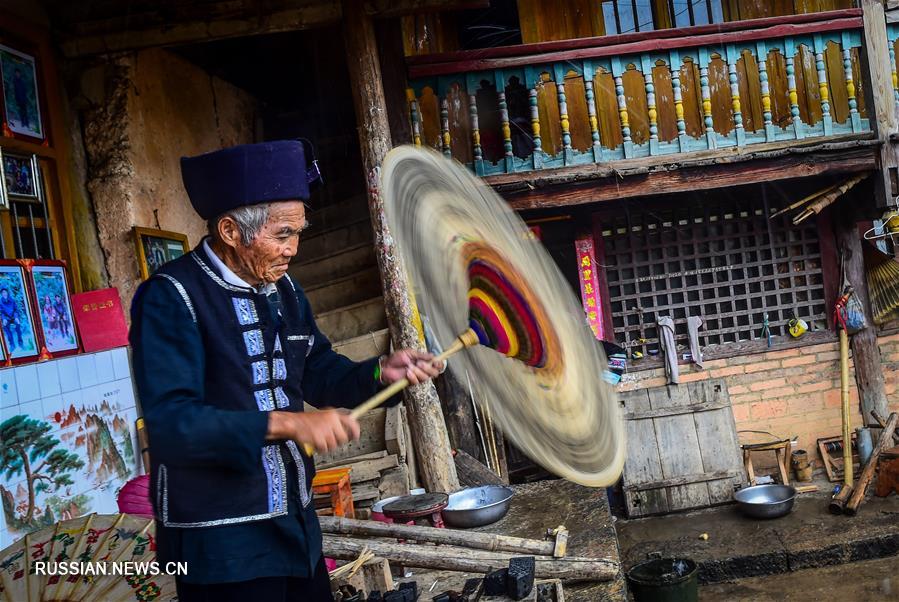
xmin=0 ymin=261 xmax=40 ymax=362
xmin=28 ymin=260 xmax=79 ymax=356
xmin=133 ymin=227 xmax=190 ymax=280
xmin=0 ymin=45 xmax=43 ymax=140
xmin=0 ymin=149 xmax=39 ymax=204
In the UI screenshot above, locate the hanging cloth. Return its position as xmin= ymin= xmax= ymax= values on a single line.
xmin=658 ymin=316 xmax=679 ymax=384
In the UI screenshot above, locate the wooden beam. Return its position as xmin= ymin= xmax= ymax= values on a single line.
xmin=342 ymin=0 xmax=459 ymax=494
xmin=494 ymin=144 xmax=879 ymax=210
xmin=860 ymin=0 xmax=899 ymax=208
xmin=408 ymin=15 xmax=862 ymax=78
xmin=833 ymin=194 xmax=890 ymax=424
xmin=407 ymin=8 xmax=862 ymax=68
xmin=58 ymin=0 xmax=487 ymax=57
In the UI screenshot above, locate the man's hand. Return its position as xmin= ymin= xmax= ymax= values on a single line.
xmin=381 ymin=349 xmax=445 ymax=386
xmin=267 ymin=409 xmax=360 ymax=453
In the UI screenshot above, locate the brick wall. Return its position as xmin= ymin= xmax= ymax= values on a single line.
xmin=619 ymin=332 xmax=899 ymax=468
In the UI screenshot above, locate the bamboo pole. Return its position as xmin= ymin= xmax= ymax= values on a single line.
xmin=840 ymin=328 xmax=853 ymax=488
xmin=319 ymin=515 xmax=558 ymax=557
xmin=322 ymin=535 xmax=619 ymax=581
xmin=845 ymin=412 xmax=899 ymax=516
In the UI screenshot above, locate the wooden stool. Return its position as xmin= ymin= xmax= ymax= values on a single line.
xmin=741 ymin=440 xmax=791 ymax=486
xmin=313 ymin=467 xmax=355 ymax=518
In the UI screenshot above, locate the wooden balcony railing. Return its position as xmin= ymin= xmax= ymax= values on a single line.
xmin=406 ymin=9 xmax=875 ymax=176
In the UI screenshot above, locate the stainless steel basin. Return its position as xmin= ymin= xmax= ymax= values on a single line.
xmin=442 ymin=486 xmax=514 ymax=528
xmin=734 ymin=484 xmax=796 ymax=519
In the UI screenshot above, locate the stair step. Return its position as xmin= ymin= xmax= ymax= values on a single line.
xmin=315 ymin=297 xmax=387 ymax=343
xmin=290 ymin=242 xmax=376 ymax=289
xmin=306 ymin=194 xmax=370 ymax=235
xmin=305 ymin=269 xmax=382 ymax=314
xmin=297 ymin=218 xmax=373 ymax=263
xmin=332 ymin=328 xmax=391 ymax=362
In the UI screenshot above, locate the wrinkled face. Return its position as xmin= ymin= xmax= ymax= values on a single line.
xmin=235 ymin=201 xmax=307 ymax=284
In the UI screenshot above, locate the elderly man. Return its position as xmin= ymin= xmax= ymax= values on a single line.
xmin=129 ymin=140 xmax=442 ymax=602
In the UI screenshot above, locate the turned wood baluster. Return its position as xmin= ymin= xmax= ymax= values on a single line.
xmin=407 ymin=89 xmax=422 ymax=146
xmin=466 ymin=81 xmax=486 ymax=175
xmin=890 ymin=40 xmax=899 ymax=107
xmin=725 ymin=46 xmax=746 ymax=146
xmin=841 ymin=32 xmax=862 ymax=133
xmin=698 ymin=49 xmax=717 ymax=150
xmin=640 ymin=55 xmax=660 ymax=155
xmin=495 ymin=71 xmax=513 ymax=172
xmin=814 ymin=35 xmax=833 ymax=136
xmin=669 ymin=50 xmax=688 ymax=152
xmin=552 ymin=65 xmax=574 ymax=164
xmin=583 ymin=62 xmax=602 ymax=161
xmin=611 ymin=57 xmax=634 ymax=158
xmin=755 ymin=41 xmax=776 ymax=141
xmin=440 ymin=96 xmax=452 ymax=157
xmin=785 ymin=38 xmax=805 ymax=139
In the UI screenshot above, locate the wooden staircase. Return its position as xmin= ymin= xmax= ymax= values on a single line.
xmin=289 ymin=194 xmax=390 ymax=361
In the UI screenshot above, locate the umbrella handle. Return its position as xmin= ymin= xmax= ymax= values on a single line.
xmin=302 ymin=328 xmax=479 ymax=456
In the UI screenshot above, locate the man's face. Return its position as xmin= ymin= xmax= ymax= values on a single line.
xmin=236 ymin=201 xmax=307 ymax=284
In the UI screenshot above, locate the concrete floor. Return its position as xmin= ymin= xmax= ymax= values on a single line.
xmin=617 ymin=477 xmax=899 ymax=585
xmin=701 ymin=555 xmax=899 ymax=601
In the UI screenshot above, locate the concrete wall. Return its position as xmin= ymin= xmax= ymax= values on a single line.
xmin=79 ymin=48 xmax=258 ymax=312
xmin=619 ymin=331 xmax=899 ymax=470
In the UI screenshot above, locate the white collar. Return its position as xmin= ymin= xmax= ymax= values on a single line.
xmin=202 ymin=239 xmax=278 ymax=295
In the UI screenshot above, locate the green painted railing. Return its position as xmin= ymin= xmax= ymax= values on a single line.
xmin=407 ymin=11 xmax=873 ymax=176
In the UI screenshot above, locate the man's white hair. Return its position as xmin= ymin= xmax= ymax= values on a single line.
xmin=209 ymin=203 xmax=270 ymax=246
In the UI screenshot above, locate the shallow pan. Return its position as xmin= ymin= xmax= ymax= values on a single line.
xmin=734 ymin=484 xmax=796 ymax=519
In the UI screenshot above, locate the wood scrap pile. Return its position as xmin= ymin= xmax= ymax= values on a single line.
xmin=315 ymin=406 xmax=413 ymax=518
xmin=830 ymin=411 xmax=899 ymax=515
xmin=320 ymin=515 xmax=619 ymax=585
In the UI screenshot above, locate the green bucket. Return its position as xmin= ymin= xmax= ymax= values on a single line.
xmin=626 ymin=558 xmax=699 ymax=602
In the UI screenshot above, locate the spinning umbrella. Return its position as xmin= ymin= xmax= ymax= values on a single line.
xmin=339 ymin=146 xmax=626 ymax=487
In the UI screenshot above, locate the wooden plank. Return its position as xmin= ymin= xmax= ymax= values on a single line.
xmin=384 ymin=404 xmax=407 ymax=462
xmin=500 ymin=144 xmax=877 ymax=209
xmin=624 ymin=398 xmax=731 ymax=420
xmin=407 ymin=9 xmax=863 ymax=69
xmin=648 ymin=386 xmax=711 ymax=511
xmin=318 ymin=450 xmax=388 ymax=469
xmin=347 ymin=455 xmax=400 ymax=483
xmin=408 ymin=16 xmax=864 ymax=78
xmin=314 ymin=408 xmax=388 ymax=465
xmin=454 ymin=448 xmax=504 ymax=487
xmin=621 ymin=389 xmax=669 ymax=516
xmin=691 ymin=381 xmax=744 ymax=504
xmin=622 ymin=469 xmax=743 ymax=492
xmin=378 ymin=465 xmax=410 ymax=499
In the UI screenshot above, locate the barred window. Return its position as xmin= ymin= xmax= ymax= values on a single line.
xmin=598 ymin=195 xmax=828 ymax=360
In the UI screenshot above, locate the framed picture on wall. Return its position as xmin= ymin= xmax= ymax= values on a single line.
xmin=28 ymin=260 xmax=79 ymax=356
xmin=133 ymin=227 xmax=190 ymax=280
xmin=0 ymin=149 xmax=39 ymax=204
xmin=0 ymin=44 xmax=43 ymax=140
xmin=0 ymin=260 xmax=40 ymax=363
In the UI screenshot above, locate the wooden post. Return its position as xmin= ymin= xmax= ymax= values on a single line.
xmin=861 ymin=0 xmax=899 ymax=207
xmin=342 ymin=0 xmax=460 ymax=494
xmin=845 ymin=412 xmax=899 ymax=515
xmin=833 ymin=198 xmax=889 ymax=424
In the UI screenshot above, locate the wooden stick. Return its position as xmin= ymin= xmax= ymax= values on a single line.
xmin=322 ymin=535 xmax=619 ymax=581
xmin=304 ymin=329 xmax=480 ymax=455
xmin=870 ymin=410 xmax=899 ymax=445
xmin=319 ymin=515 xmax=558 ymax=556
xmin=845 ymin=412 xmax=899 ymax=516
xmin=769 ymin=182 xmax=838 ymax=217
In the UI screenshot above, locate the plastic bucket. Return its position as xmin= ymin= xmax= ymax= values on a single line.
xmin=626 ymin=558 xmax=698 ymax=602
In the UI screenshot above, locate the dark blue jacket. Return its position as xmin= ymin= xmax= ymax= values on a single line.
xmin=129 ymin=242 xmax=384 ymax=581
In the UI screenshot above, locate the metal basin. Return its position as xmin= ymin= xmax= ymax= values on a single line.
xmin=442 ymin=486 xmax=514 ymax=528
xmin=734 ymin=484 xmax=796 ymax=519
